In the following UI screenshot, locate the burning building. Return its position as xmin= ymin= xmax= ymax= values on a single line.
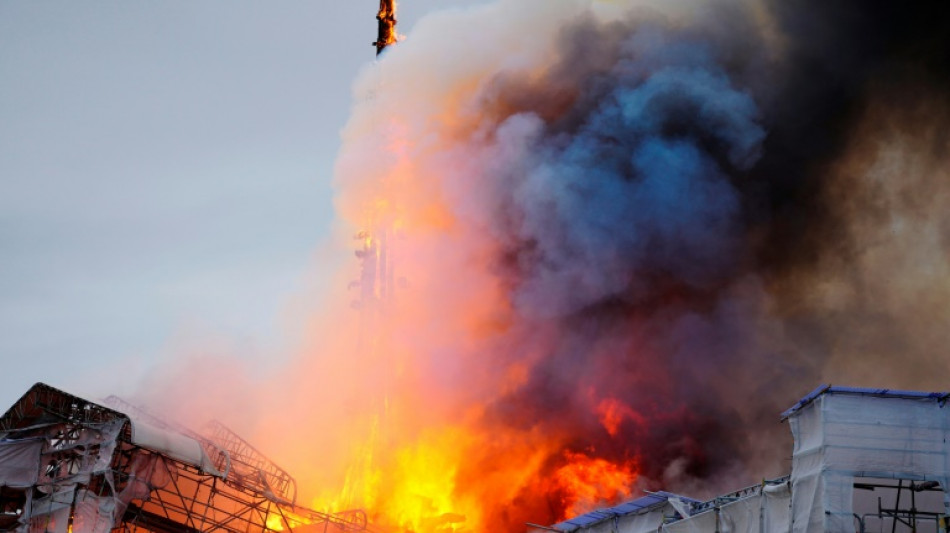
xmin=0 ymin=383 xmax=367 ymax=533
xmin=4 ymin=383 xmax=947 ymax=533
xmin=313 ymin=0 xmax=950 ymax=529
xmin=533 ymin=386 xmax=950 ymax=532
xmin=5 ymin=0 xmax=946 ymax=531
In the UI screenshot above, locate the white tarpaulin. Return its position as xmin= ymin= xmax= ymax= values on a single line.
xmin=788 ymin=388 xmax=950 ymax=533
xmin=128 ymin=420 xmax=222 ymax=477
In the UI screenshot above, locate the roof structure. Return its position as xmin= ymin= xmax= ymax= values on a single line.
xmin=550 ymin=491 xmax=699 ymax=532
xmin=780 ymin=384 xmax=950 ymax=419
xmin=0 ymin=382 xmax=367 ymax=533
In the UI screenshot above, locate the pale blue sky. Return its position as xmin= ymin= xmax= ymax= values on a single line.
xmin=0 ymin=1 xmax=489 ymax=408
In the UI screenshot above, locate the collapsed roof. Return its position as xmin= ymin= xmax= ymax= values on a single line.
xmin=0 ymin=383 xmax=366 ymax=533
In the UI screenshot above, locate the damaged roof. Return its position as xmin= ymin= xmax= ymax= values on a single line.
xmin=551 ymin=491 xmax=698 ymax=532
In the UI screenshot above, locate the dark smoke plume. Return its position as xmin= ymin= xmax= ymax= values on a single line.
xmin=425 ymin=0 xmax=950 ymax=527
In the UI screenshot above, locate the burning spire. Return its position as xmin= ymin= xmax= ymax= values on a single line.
xmin=374 ymin=0 xmax=398 ymax=56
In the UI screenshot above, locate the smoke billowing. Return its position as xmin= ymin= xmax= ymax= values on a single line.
xmin=126 ymin=0 xmax=950 ymax=531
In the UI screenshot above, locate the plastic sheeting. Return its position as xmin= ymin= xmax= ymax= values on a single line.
xmin=659 ymin=482 xmax=791 ymax=533
xmin=575 ymin=507 xmax=669 ymax=533
xmin=71 ymin=489 xmax=116 ymax=533
xmin=662 ymin=507 xmax=717 ymax=533
xmin=614 ymin=508 xmax=669 ymax=533
xmin=0 ymin=440 xmax=42 ymax=488
xmin=128 ymin=419 xmax=222 ymax=477
xmin=761 ymin=482 xmax=791 ymax=531
xmin=30 ymin=486 xmax=74 ymax=533
xmin=788 ymin=390 xmax=950 ymax=533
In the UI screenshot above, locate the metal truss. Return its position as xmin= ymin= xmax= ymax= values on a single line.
xmin=0 ymin=383 xmax=367 ymax=533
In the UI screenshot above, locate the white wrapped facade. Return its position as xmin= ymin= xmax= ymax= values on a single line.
xmin=534 ymin=386 xmax=950 ymax=533
xmin=785 ymin=387 xmax=950 ymax=532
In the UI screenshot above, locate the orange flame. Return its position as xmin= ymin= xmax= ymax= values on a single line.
xmin=265 ymin=514 xmax=285 ymax=531
xmin=595 ymin=397 xmax=646 ymax=437
xmin=376 ymin=0 xmax=399 ymax=52
xmin=308 ymin=426 xmax=484 ymax=532
xmin=554 ymin=452 xmax=638 ymax=520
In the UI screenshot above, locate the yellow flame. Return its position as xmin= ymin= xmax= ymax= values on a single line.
xmin=386 ymin=432 xmax=470 ymax=531
xmin=309 ymin=425 xmax=484 ymax=532
xmin=265 ymin=514 xmax=285 ymax=532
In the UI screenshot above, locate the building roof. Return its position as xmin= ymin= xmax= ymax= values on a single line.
xmin=780 ymin=384 xmax=950 ymax=420
xmin=551 ymin=491 xmax=698 ymax=532
xmin=0 ymin=382 xmax=224 ymax=477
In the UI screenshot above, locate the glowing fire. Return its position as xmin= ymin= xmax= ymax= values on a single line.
xmin=265 ymin=514 xmax=285 ymax=532
xmin=554 ymin=452 xmax=638 ymax=520
xmin=595 ymin=397 xmax=646 ymax=437
xmin=381 ymin=429 xmax=477 ymax=531
xmin=301 ymin=420 xmax=641 ymax=530
xmin=376 ymin=0 xmax=400 ymax=51
xmin=308 ymin=426 xmax=482 ymax=532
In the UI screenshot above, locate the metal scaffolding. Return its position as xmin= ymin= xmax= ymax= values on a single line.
xmin=0 ymin=383 xmax=367 ymax=533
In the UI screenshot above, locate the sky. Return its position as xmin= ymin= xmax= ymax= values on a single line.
xmin=0 ymin=1 xmax=489 ymax=410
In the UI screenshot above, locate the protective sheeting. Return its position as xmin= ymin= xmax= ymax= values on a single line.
xmin=29 ymin=485 xmax=74 ymax=533
xmin=613 ymin=507 xmax=670 ymax=532
xmin=0 ymin=440 xmax=42 ymax=488
xmin=13 ymin=420 xmax=130 ymax=533
xmin=761 ymin=482 xmax=791 ymax=531
xmin=34 ymin=419 xmax=126 ymax=490
xmin=659 ymin=481 xmax=791 ymax=533
xmin=788 ymin=388 xmax=950 ymax=532
xmin=71 ymin=489 xmax=117 ymax=533
xmin=128 ymin=419 xmax=222 ymax=476
xmin=661 ymin=507 xmax=717 ymax=533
